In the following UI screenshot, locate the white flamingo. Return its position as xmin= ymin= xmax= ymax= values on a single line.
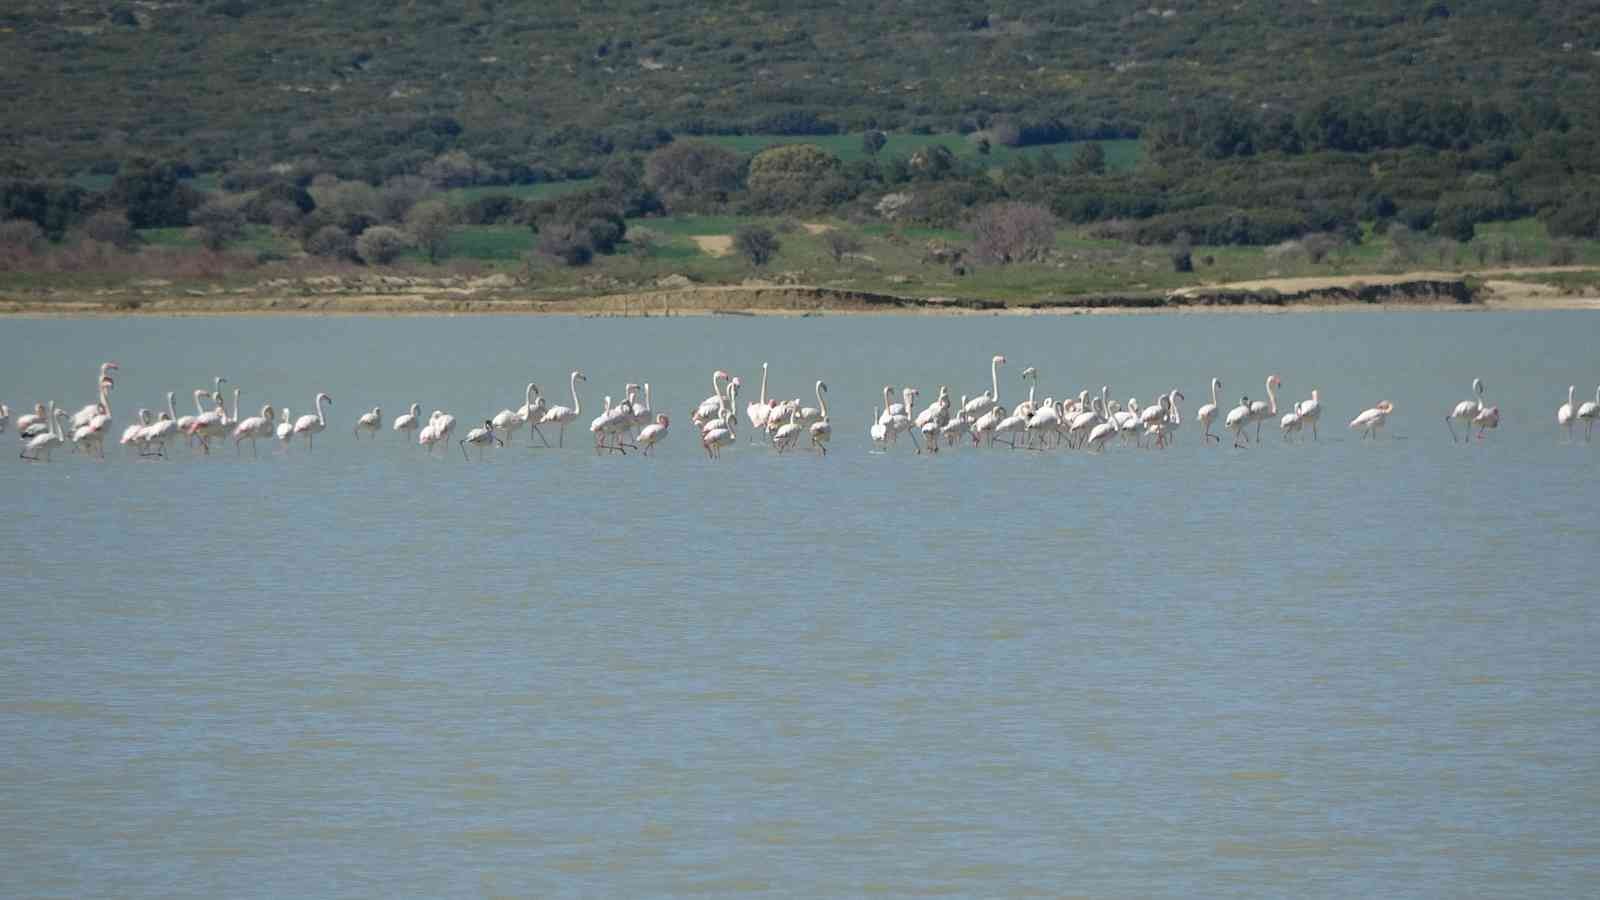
xmin=141 ymin=392 xmax=181 ymax=457
xmin=393 ymin=402 xmax=423 ymax=440
xmin=460 ymin=419 xmax=502 ymax=460
xmin=492 ymin=384 xmax=537 ymax=444
xmin=809 ymin=381 xmax=831 ymax=455
xmin=1577 ymin=385 xmax=1600 ymax=442
xmin=1280 ymin=402 xmax=1305 ymax=442
xmin=1557 ymin=385 xmax=1577 ymax=441
xmin=21 ymin=403 xmax=63 ymax=461
xmin=1349 ymin=400 xmax=1395 ymax=439
xmin=0 ymin=403 xmax=8 ymax=435
xmin=693 ymin=370 xmax=731 ymax=426
xmin=1013 ymin=367 xmax=1039 ymax=421
xmin=962 ymin=355 xmax=1006 ymax=420
xmin=120 ymin=408 xmax=151 ymax=454
xmin=292 ymin=392 xmax=332 ymax=450
xmin=941 ymin=395 xmax=970 ymax=447
xmin=355 ymin=406 xmax=383 ymax=439
xmin=747 ymin=363 xmax=774 ymax=439
xmin=14 ymin=402 xmax=46 ymax=435
xmin=70 ymin=362 xmax=119 ymax=432
xmin=186 ymin=389 xmax=231 ymax=453
xmin=275 ymin=407 xmax=294 ymax=448
xmin=701 ymin=412 xmax=735 ymax=458
xmin=1197 ymin=378 xmax=1221 ymax=444
xmin=539 ymin=371 xmax=586 ymax=447
xmin=1248 ymin=375 xmax=1281 ymax=442
xmin=1298 ymin=389 xmax=1322 ymax=440
xmin=636 ymin=414 xmax=670 ymax=455
xmin=772 ymin=407 xmax=804 ymax=453
xmin=869 ymin=405 xmax=888 ymax=450
xmin=1225 ymin=394 xmax=1253 ymax=448
xmin=1446 ymin=378 xmax=1486 ymax=443
xmin=1472 ymin=403 xmax=1500 ymax=439
xmin=232 ymin=403 xmax=275 ymax=456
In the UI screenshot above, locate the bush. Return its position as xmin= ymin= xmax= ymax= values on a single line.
xmin=190 ymin=200 xmax=247 ymax=251
xmin=377 ymin=175 xmax=434 ymax=222
xmin=644 ymin=140 xmax=745 ymax=213
xmin=537 ymin=223 xmax=594 ymax=266
xmin=406 ymin=199 xmax=455 ymax=263
xmin=0 ymin=219 xmax=46 ymax=254
xmin=862 ymin=130 xmax=888 ymax=156
xmin=733 ymin=225 xmax=780 ymax=266
xmin=305 ymin=224 xmax=356 ymax=260
xmin=823 ymin=230 xmax=864 ymax=262
xmin=1171 ymin=232 xmax=1194 ymax=273
xmin=969 ymin=201 xmax=1056 ymax=264
xmin=459 ymin=194 xmax=524 ymax=226
xmin=79 ymin=209 xmax=139 ymax=249
xmin=355 ymin=225 xmax=409 ymax=264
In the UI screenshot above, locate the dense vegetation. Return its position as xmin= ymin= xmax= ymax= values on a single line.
xmin=3 ymin=0 xmax=1600 ymax=281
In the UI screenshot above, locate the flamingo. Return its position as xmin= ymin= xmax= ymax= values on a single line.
xmin=914 ymin=386 xmax=950 ymax=431
xmin=521 ymin=385 xmax=551 ymax=446
xmin=1472 ymin=403 xmax=1500 ymax=439
xmin=972 ymin=404 xmax=1006 ymax=447
xmin=1086 ymin=410 xmax=1118 ymax=452
xmin=460 ymin=419 xmax=502 ymax=460
xmin=637 ymin=414 xmax=670 ymax=455
xmin=1280 ymin=401 xmax=1304 ymax=442
xmin=1197 ymin=378 xmax=1221 ymax=444
xmin=14 ymin=402 xmax=46 ymax=435
xmin=1349 ymin=400 xmax=1395 ymax=439
xmin=120 ymin=408 xmax=151 ymax=454
xmin=809 ymin=381 xmax=831 ymax=455
xmin=389 ymin=402 xmax=420 ymax=440
xmin=591 ymin=395 xmax=635 ymax=454
xmin=1557 ymin=385 xmax=1577 ymax=441
xmin=1025 ymin=400 xmax=1062 ymax=449
xmin=993 ymin=406 xmax=1029 ymax=449
xmin=693 ymin=370 xmax=731 ymax=426
xmin=232 ymin=403 xmax=276 ymax=456
xmin=1225 ymin=395 xmax=1253 ymax=448
xmin=1298 ymin=388 xmax=1322 ymax=441
xmin=1248 ymin=375 xmax=1281 ymax=442
xmin=772 ymin=407 xmax=804 ymax=453
xmin=1013 ymin=367 xmax=1039 ymax=421
xmin=1066 ymin=391 xmax=1104 ymax=449
xmin=539 ymin=371 xmax=586 ymax=447
xmin=869 ymin=405 xmax=888 ymax=450
xmin=941 ymin=395 xmax=970 ymax=447
xmin=962 ymin=355 xmax=1006 ymax=419
xmin=1577 ymin=385 xmax=1600 ymax=442
xmin=186 ymin=389 xmax=232 ymax=453
xmin=417 ymin=411 xmax=446 ymax=453
xmin=68 ymin=376 xmax=114 ymax=458
xmin=1446 ymin=378 xmax=1485 ymax=443
xmin=747 ymin=363 xmax=774 ymax=439
xmin=141 ymin=392 xmax=181 ymax=457
xmin=21 ymin=403 xmax=63 ymax=461
xmin=69 ymin=362 xmax=119 ymax=432
xmin=1150 ymin=390 xmax=1183 ymax=448
xmin=701 ymin=413 xmax=735 ymax=458
xmin=493 ymin=384 xmax=537 ymax=444
xmin=355 ymin=406 xmax=383 ymax=439
xmin=292 ymin=392 xmax=332 ymax=450
xmin=0 ymin=404 xmax=8 ymax=435
xmin=175 ymin=388 xmax=210 ymax=440
xmin=275 ymin=407 xmax=294 ymax=448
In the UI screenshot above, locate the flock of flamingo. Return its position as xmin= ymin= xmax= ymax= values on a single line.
xmin=4 ymin=358 xmax=1598 ymax=463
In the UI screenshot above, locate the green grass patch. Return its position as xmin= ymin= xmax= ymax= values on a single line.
xmin=444 ymin=180 xmax=598 ymax=206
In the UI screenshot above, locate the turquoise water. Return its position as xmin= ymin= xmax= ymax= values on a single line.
xmin=2 ymin=312 xmax=1598 ymax=897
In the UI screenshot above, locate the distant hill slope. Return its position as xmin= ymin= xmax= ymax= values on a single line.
xmin=2 ymin=1 xmax=1596 ymax=176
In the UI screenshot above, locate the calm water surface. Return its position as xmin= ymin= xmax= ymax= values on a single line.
xmin=2 ymin=311 xmax=1597 ymax=897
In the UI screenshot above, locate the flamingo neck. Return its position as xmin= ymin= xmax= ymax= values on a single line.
xmin=570 ymin=373 xmax=582 ymax=416
xmin=759 ymin=364 xmax=768 ymax=404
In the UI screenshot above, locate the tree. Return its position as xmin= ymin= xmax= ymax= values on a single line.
xmin=406 ymin=199 xmax=455 ymax=263
xmin=823 ymin=229 xmax=864 ymax=262
xmin=862 ymin=130 xmax=888 ymax=157
xmin=627 ymin=226 xmax=661 ymax=270
xmin=305 ymin=225 xmax=356 ymax=260
xmin=969 ymin=202 xmax=1056 ymax=264
xmin=190 ymin=199 xmax=246 ymax=250
xmin=107 ymin=159 xmax=200 ymax=229
xmin=420 ymin=150 xmax=485 ymax=188
xmin=79 ymin=209 xmax=139 ymax=249
xmin=355 ymin=225 xmax=409 ymax=264
xmin=537 ymin=223 xmax=594 ymax=266
xmin=378 ymin=175 xmax=434 ymax=222
xmin=644 ymin=140 xmax=745 ymax=212
xmin=1170 ymin=232 xmax=1194 ymax=272
xmin=746 ymin=144 xmax=843 ymax=212
xmin=733 ymin=225 xmax=780 ymax=266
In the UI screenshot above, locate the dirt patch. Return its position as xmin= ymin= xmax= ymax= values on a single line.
xmin=690 ymin=235 xmax=734 ymax=257
xmin=1177 ymin=266 xmax=1600 ymax=296
xmin=802 ymin=223 xmax=833 ymax=235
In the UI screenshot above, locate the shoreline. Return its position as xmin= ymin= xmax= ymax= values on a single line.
xmin=2 ymin=272 xmax=1596 ymax=317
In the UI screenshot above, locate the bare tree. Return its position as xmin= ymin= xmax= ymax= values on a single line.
xmin=969 ymin=201 xmax=1056 ymax=264
xmin=79 ymin=210 xmax=139 ymax=249
xmin=406 ymin=199 xmax=455 ymax=263
xmin=733 ymin=225 xmax=780 ymax=266
xmin=190 ymin=199 xmax=247 ymax=251
xmin=823 ymin=230 xmax=864 ymax=263
xmin=355 ymin=225 xmax=409 ymax=265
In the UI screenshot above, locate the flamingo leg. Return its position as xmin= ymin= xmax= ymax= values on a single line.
xmin=1446 ymin=416 xmax=1458 ymax=443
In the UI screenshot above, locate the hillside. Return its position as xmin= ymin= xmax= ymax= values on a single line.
xmin=3 ymin=1 xmax=1597 ymax=177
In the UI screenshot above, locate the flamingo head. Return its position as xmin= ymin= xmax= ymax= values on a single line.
xmin=817 ymin=381 xmax=828 ymax=393
xmin=658 ymin=414 xmax=669 ymax=426
xmin=993 ymin=355 xmax=1005 ymax=365
xmin=731 ymin=377 xmax=742 ymax=388
xmin=713 ymin=370 xmax=728 ymax=380
xmin=1268 ymin=374 xmax=1282 ymax=387
xmin=1380 ymin=401 xmax=1395 ymax=413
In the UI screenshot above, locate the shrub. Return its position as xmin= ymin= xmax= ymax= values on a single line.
xmin=406 ymin=199 xmax=455 ymax=263
xmin=305 ymin=224 xmax=356 ymax=260
xmin=79 ymin=209 xmax=139 ymax=249
xmin=969 ymin=201 xmax=1056 ymax=264
xmin=190 ymin=200 xmax=247 ymax=251
xmin=0 ymin=219 xmax=46 ymax=254
xmin=355 ymin=225 xmax=409 ymax=264
xmin=823 ymin=230 xmax=864 ymax=262
xmin=537 ymin=223 xmax=594 ymax=266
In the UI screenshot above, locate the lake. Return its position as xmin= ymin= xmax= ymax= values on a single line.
xmin=2 ymin=310 xmax=1597 ymax=897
